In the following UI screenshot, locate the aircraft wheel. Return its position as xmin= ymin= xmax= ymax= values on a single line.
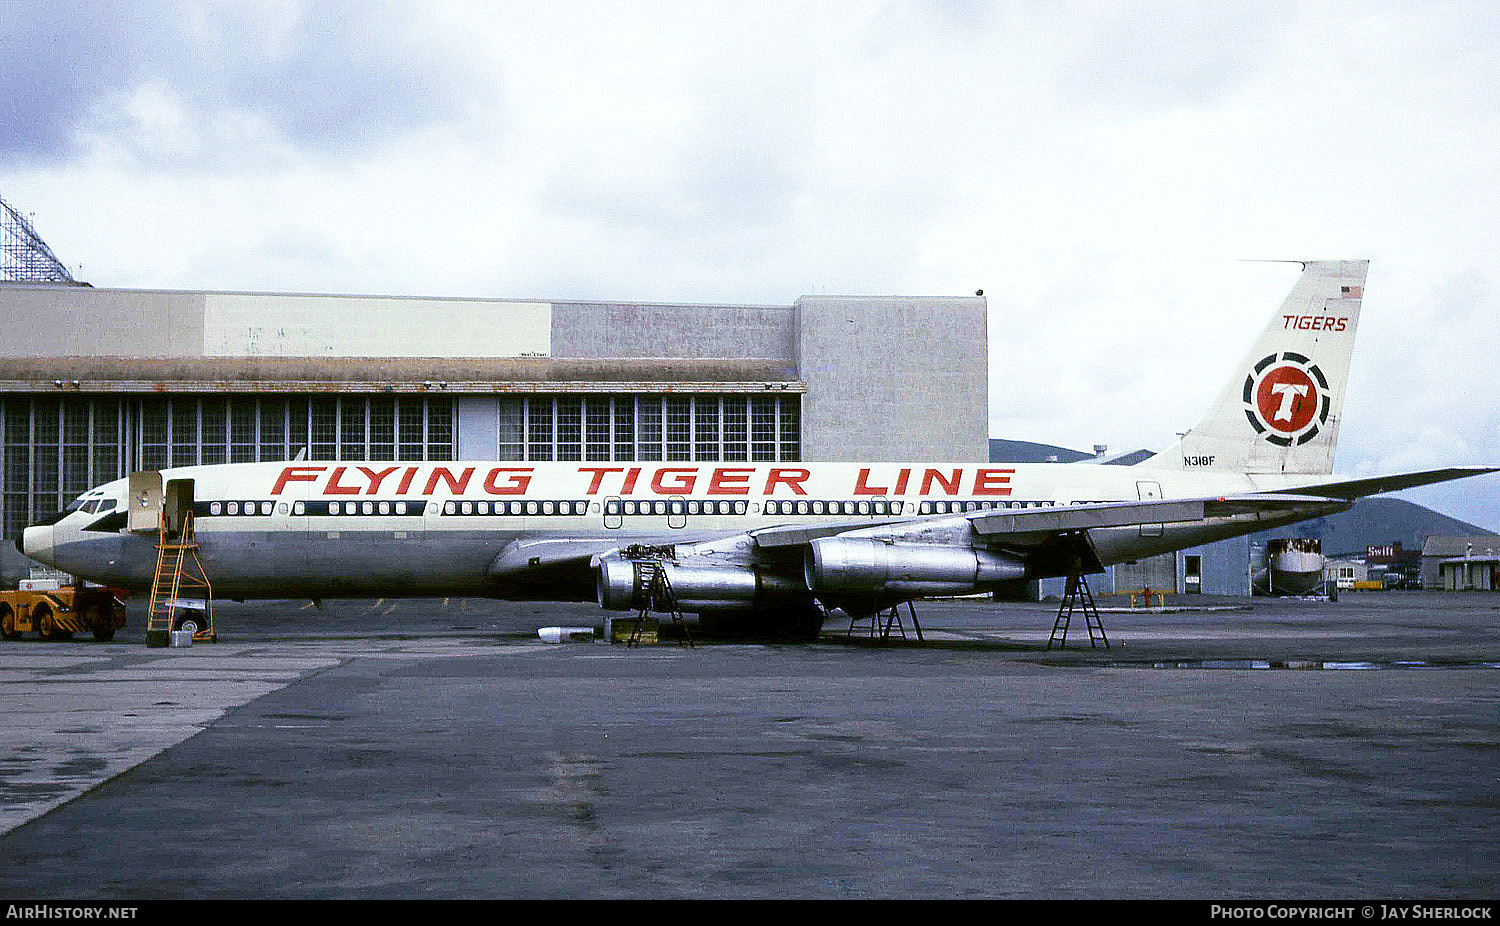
xmin=784 ymin=601 xmax=827 ymax=641
xmin=0 ymin=606 xmax=18 ymax=640
xmin=174 ymin=614 xmax=206 ymax=637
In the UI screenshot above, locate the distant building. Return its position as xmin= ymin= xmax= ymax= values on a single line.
xmin=1421 ymin=536 xmax=1500 ymax=591
xmin=1323 ymin=557 xmax=1369 ymax=590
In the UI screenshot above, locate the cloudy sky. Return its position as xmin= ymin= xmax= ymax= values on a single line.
xmin=4 ymin=1 xmax=1498 ymax=528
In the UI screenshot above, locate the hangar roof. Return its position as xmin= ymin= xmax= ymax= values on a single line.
xmin=0 ymin=356 xmax=804 ymax=394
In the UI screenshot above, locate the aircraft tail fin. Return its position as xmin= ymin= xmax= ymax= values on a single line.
xmin=1157 ymin=259 xmax=1368 ymax=475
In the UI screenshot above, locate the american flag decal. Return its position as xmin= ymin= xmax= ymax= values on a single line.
xmin=1340 ymin=284 xmax=1363 ymax=298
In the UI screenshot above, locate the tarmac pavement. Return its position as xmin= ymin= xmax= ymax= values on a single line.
xmin=0 ymin=591 xmax=1495 ymax=899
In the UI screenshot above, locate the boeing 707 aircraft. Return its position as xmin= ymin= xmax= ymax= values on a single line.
xmin=18 ymin=260 xmax=1497 ymax=638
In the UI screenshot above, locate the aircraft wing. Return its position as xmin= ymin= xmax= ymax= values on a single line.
xmin=515 ymin=492 xmax=1356 ymax=575
xmin=756 ymin=494 xmax=1347 ymax=547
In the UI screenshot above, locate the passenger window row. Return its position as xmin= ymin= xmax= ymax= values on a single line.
xmin=916 ymin=499 xmax=1055 ymax=515
xmin=442 ymin=499 xmax=587 ymax=516
xmin=199 ymin=500 xmax=275 ymax=517
xmin=764 ymin=499 xmax=904 ymax=516
xmin=604 ymin=499 xmax=749 ymax=516
xmin=296 ymin=500 xmax=427 ymax=517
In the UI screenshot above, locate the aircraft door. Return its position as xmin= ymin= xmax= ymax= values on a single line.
xmin=1136 ymin=480 xmax=1164 ymax=537
xmin=163 ymin=478 xmax=195 ymax=538
xmin=604 ymin=496 xmax=622 ymax=529
xmin=127 ymin=471 xmax=163 ymax=533
xmin=668 ymin=496 xmax=686 ymax=529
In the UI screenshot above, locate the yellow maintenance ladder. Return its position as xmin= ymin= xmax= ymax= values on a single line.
xmin=146 ymin=510 xmax=216 ymax=643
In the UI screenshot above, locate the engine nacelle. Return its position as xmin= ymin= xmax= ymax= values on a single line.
xmin=597 ymin=558 xmax=801 ymax=613
xmin=804 ymin=538 xmax=1025 ymax=598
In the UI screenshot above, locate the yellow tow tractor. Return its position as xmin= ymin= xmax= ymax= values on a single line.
xmin=0 ymin=579 xmax=128 ymax=642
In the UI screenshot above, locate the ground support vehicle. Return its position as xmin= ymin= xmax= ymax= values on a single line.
xmin=0 ymin=582 xmax=127 ymax=641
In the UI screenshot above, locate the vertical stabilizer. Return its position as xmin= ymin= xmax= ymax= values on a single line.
xmin=1157 ymin=260 xmax=1368 ymax=475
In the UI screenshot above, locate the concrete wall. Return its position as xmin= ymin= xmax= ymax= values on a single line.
xmin=795 ymin=295 xmax=988 ymax=462
xmin=0 ymin=286 xmax=553 ymax=359
xmin=0 ymin=286 xmax=206 ymax=357
xmin=203 ymin=294 xmax=551 ymax=357
xmin=550 ymin=302 xmax=796 ymax=361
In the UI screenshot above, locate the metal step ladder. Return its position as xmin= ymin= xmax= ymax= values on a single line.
xmin=1048 ymin=571 xmax=1108 ymax=649
xmin=628 ymin=559 xmax=692 ymax=648
xmin=146 ymin=510 xmax=216 ymax=643
xmin=847 ymin=601 xmax=924 ymax=642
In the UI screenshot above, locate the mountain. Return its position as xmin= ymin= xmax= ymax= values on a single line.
xmin=989 ymin=438 xmax=1092 ymax=463
xmin=1250 ymin=497 xmax=1495 ymax=556
xmin=988 ymin=438 xmax=1154 ymax=466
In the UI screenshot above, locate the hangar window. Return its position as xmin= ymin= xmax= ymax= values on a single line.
xmin=751 ymin=397 xmax=777 ymax=461
xmin=489 ymin=394 xmax=799 ymax=464
xmin=665 ymin=397 xmax=692 ymax=461
xmin=584 ymin=401 xmax=611 ymax=461
xmin=556 ymin=398 xmax=583 ymax=461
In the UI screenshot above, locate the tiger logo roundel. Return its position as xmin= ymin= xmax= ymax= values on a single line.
xmin=1242 ymin=353 xmax=1330 ymax=446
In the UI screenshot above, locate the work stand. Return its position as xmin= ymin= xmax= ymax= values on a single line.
xmin=627 ymin=559 xmax=693 ymax=648
xmin=847 ymin=600 xmax=924 ymax=642
xmin=1048 ymin=572 xmax=1109 ymax=649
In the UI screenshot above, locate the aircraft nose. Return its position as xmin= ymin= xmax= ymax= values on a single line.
xmin=20 ymin=524 xmax=55 ymax=564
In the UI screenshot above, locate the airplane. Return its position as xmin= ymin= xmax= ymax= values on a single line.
xmin=17 ymin=260 xmax=1498 ymax=639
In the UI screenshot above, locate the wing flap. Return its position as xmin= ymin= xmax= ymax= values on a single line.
xmin=488 ymin=538 xmax=621 ymax=577
xmin=969 ymin=499 xmax=1207 ymax=537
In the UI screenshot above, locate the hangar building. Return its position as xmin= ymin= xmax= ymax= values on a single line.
xmin=0 ymin=283 xmax=989 ymax=545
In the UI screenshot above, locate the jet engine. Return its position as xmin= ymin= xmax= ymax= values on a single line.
xmin=804 ymin=537 xmax=1025 ymax=598
xmin=596 ymin=557 xmax=802 ymax=614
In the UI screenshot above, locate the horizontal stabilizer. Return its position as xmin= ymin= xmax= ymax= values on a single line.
xmin=1271 ymin=466 xmax=1500 ymax=501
